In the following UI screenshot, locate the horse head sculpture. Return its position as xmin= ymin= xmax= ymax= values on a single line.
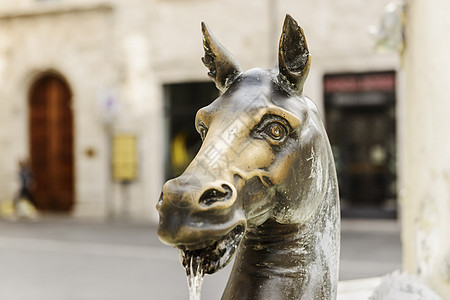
xmin=157 ymin=15 xmax=340 ymax=300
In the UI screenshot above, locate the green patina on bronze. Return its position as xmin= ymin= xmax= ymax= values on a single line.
xmin=157 ymin=14 xmax=340 ymax=300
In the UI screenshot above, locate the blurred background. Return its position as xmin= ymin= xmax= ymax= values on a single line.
xmin=0 ymin=0 xmax=449 ymax=299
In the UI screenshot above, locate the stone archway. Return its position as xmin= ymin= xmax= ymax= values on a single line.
xmin=28 ymin=73 xmax=74 ymax=211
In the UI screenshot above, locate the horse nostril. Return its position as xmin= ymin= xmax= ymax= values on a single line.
xmin=199 ymin=184 xmax=233 ymax=206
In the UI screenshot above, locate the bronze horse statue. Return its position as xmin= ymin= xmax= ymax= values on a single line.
xmin=157 ymin=15 xmax=340 ymax=300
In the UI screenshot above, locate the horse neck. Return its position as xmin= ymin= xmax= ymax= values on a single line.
xmin=222 ymin=186 xmax=340 ymax=300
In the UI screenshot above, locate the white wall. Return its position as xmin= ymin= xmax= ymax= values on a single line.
xmin=148 ymin=0 xmax=398 ymax=114
xmin=401 ymin=0 xmax=450 ymax=298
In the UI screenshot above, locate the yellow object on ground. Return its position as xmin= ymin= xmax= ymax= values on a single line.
xmin=0 ymin=199 xmax=38 ymax=221
xmin=0 ymin=200 xmax=16 ymax=219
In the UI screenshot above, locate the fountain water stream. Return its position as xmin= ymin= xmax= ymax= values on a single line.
xmin=182 ymin=251 xmax=205 ymax=300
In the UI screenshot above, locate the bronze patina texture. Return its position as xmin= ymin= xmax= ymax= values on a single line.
xmin=157 ymin=14 xmax=340 ymax=300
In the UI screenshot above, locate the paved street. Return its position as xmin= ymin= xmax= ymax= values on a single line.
xmin=0 ymin=217 xmax=401 ymax=300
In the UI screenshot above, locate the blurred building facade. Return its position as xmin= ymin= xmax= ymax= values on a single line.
xmin=0 ymin=0 xmax=398 ymax=222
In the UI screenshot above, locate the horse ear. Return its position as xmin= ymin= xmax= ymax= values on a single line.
xmin=201 ymin=22 xmax=242 ymax=92
xmin=278 ymin=14 xmax=311 ymax=95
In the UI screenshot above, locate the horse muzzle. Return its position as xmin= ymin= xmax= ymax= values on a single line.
xmin=156 ymin=174 xmax=247 ymax=274
xmin=156 ymin=174 xmax=246 ymax=250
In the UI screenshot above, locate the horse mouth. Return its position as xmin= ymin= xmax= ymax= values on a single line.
xmin=179 ymin=225 xmax=245 ymax=275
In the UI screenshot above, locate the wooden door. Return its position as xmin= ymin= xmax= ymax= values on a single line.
xmin=29 ymin=74 xmax=74 ymax=211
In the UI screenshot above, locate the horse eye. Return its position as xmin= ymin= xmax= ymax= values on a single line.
xmin=264 ymin=122 xmax=287 ymax=141
xmin=198 ymin=125 xmax=208 ymax=140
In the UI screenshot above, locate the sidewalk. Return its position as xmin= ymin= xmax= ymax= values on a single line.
xmin=0 ymin=216 xmax=401 ymax=300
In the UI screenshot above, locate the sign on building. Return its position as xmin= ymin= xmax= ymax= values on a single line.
xmin=112 ymin=135 xmax=138 ymax=181
xmin=324 ymin=71 xmax=395 ymax=107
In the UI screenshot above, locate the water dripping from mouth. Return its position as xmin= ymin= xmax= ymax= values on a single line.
xmin=179 ymin=226 xmax=245 ymax=299
xmin=184 ymin=252 xmax=205 ymax=300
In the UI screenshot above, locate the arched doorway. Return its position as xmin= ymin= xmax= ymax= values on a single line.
xmin=28 ymin=73 xmax=74 ymax=212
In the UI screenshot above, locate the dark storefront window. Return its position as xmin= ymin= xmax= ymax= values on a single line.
xmin=164 ymin=82 xmax=219 ymax=180
xmin=324 ymin=71 xmax=397 ymax=218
